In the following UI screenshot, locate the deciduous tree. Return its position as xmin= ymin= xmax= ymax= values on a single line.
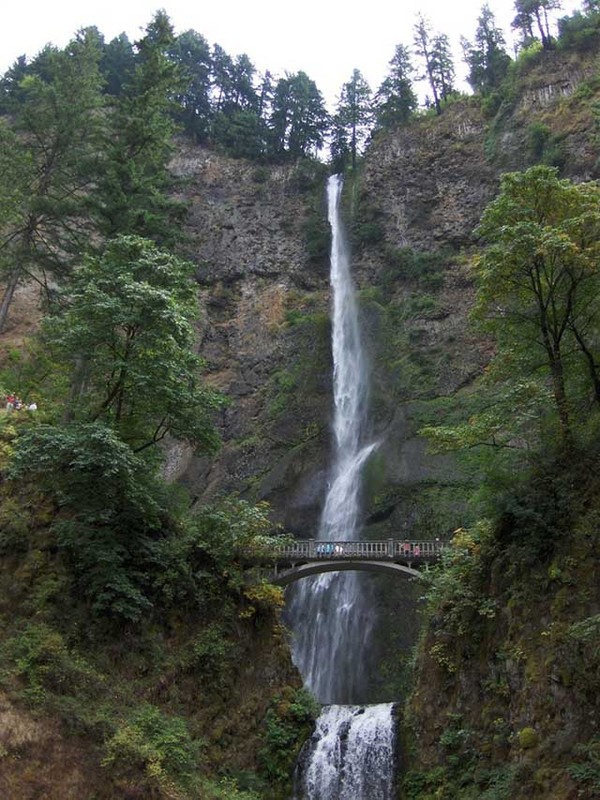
xmin=44 ymin=235 xmax=223 ymax=453
xmin=473 ymin=166 xmax=600 ymax=445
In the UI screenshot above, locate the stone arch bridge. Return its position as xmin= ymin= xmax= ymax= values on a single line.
xmin=254 ymin=539 xmax=443 ymax=586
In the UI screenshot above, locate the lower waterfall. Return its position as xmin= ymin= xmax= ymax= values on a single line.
xmin=287 ymin=175 xmax=397 ymax=799
xmin=294 ymin=704 xmax=396 ymax=800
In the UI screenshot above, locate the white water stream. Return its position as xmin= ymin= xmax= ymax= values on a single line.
xmin=294 ymin=704 xmax=396 ymax=800
xmin=287 ymin=175 xmax=396 ymax=798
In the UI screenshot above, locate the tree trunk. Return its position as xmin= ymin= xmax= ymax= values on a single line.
xmin=0 ymin=267 xmax=22 ymax=334
xmin=571 ymin=324 xmax=600 ymax=406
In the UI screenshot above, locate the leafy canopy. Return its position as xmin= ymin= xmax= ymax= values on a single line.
xmin=43 ymin=235 xmax=223 ymax=454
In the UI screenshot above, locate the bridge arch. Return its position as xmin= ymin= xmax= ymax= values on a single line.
xmin=269 ymin=559 xmax=422 ymax=586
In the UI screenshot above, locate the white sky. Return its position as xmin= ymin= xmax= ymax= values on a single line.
xmin=1 ymin=0 xmax=584 ymax=108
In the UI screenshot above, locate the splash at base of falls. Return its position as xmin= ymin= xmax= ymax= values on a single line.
xmin=294 ymin=703 xmax=396 ymax=800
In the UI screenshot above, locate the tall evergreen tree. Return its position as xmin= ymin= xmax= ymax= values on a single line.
xmin=230 ymin=53 xmax=259 ymax=111
xmin=462 ymin=4 xmax=511 ymax=94
xmin=512 ymin=0 xmax=562 ymax=49
xmin=101 ymin=33 xmax=136 ymax=97
xmin=170 ymin=29 xmax=212 ymax=142
xmin=270 ymin=72 xmax=329 ymax=159
xmin=430 ymin=33 xmax=456 ymax=103
xmin=0 ymin=31 xmax=105 ymax=332
xmin=374 ymin=44 xmax=418 ymax=130
xmin=210 ymin=43 xmax=234 ymax=114
xmin=333 ymin=69 xmax=372 ymax=168
xmin=93 ymin=11 xmax=184 ymax=244
xmin=257 ymin=70 xmax=274 ymax=120
xmin=413 ymin=14 xmax=442 ymax=114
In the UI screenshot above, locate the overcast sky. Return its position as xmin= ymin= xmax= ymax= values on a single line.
xmin=1 ymin=0 xmax=583 ymax=108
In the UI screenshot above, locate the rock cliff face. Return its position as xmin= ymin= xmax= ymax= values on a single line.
xmin=168 ymin=147 xmax=332 ymax=535
xmin=171 ymin=44 xmax=600 ymax=546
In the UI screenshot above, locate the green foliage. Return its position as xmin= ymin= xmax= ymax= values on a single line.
xmin=423 ymin=167 xmax=600 ymax=468
xmin=3 ymin=622 xmax=101 ymax=706
xmin=199 ymin=777 xmax=262 ymax=800
xmin=43 ymin=235 xmax=222 ymax=453
xmin=181 ymin=623 xmax=235 ymax=689
xmin=0 ymin=30 xmax=105 ymax=330
xmin=270 ymin=72 xmax=329 ymax=159
xmin=383 ymin=245 xmax=447 ymax=290
xmin=374 ymin=44 xmax=418 ymax=130
xmin=213 ymin=109 xmax=267 ymax=160
xmin=348 ymin=188 xmax=385 ymax=250
xmin=94 ymin=12 xmax=185 ymax=243
xmin=422 ymin=524 xmax=497 ymax=661
xmin=302 ymin=211 xmax=330 ymax=263
xmin=8 ymin=422 xmax=158 ymax=519
xmin=462 ymin=5 xmax=511 ymax=94
xmin=8 ymin=422 xmax=171 ymax=620
xmin=102 ymin=704 xmax=202 ymax=792
xmin=473 ymin=166 xmax=600 ymax=445
xmin=258 ymin=687 xmax=317 ymax=786
xmin=568 ymin=738 xmax=600 ymax=792
xmin=403 ymin=757 xmax=520 ymax=799
xmin=557 ymin=10 xmax=600 ymax=50
xmin=332 ymin=69 xmax=372 ymax=168
xmin=526 ymin=122 xmax=566 ymax=168
xmin=154 ymin=497 xmax=285 ymax=610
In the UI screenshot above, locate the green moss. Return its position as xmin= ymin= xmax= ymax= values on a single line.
xmin=517 ymin=727 xmax=539 ymax=750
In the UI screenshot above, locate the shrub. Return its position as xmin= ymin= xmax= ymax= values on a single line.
xmin=258 ymin=688 xmax=317 ymax=786
xmin=102 ymin=704 xmax=202 ymax=792
xmin=4 ymin=622 xmax=100 ymax=705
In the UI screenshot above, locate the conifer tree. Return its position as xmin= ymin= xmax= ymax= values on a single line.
xmin=374 ymin=44 xmax=417 ymax=130
xmin=413 ymin=15 xmax=442 ymax=114
xmin=462 ymin=4 xmax=511 ymax=94
xmin=430 ymin=33 xmax=456 ymax=103
xmin=270 ymin=72 xmax=329 ymax=159
xmin=333 ymin=69 xmax=372 ymax=168
xmin=100 ymin=33 xmax=136 ymax=96
xmin=170 ymin=29 xmax=212 ymax=142
xmin=0 ymin=30 xmax=105 ymax=332
xmin=93 ymin=11 xmax=184 ymax=245
xmin=512 ymin=0 xmax=561 ymax=49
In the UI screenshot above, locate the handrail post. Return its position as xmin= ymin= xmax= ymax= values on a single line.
xmin=387 ymin=538 xmax=394 ymax=558
xmin=308 ymin=539 xmax=315 ymax=558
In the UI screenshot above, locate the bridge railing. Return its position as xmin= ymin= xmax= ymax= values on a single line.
xmin=273 ymin=539 xmax=442 ymax=561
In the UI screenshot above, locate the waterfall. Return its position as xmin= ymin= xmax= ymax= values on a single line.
xmin=294 ymin=704 xmax=396 ymax=800
xmin=286 ymin=174 xmax=377 ymax=703
xmin=286 ymin=176 xmax=396 ymax=799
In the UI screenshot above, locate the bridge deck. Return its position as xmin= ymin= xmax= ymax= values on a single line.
xmin=273 ymin=539 xmax=442 ymax=564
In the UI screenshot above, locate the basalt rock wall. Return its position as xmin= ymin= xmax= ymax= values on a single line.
xmin=173 ymin=44 xmax=600 ymax=543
